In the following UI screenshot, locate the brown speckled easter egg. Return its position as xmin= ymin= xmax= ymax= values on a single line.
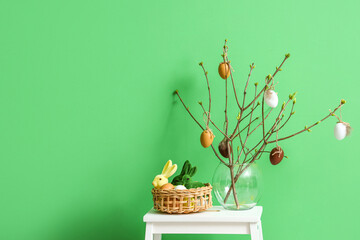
xmin=218 ymin=138 xmax=232 ymax=158
xmin=270 ymin=147 xmax=284 ymax=165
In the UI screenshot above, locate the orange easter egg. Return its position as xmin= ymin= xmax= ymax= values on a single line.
xmin=200 ymin=129 xmax=214 ymax=148
xmin=218 ymin=62 xmax=230 ymax=79
xmin=160 ymin=183 xmax=174 ymax=190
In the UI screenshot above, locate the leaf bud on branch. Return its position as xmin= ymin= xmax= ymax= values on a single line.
xmin=289 ymin=92 xmax=297 ymax=100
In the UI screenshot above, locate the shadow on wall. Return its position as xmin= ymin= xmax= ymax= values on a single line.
xmin=156 ymin=73 xmax=198 ymax=161
xmin=44 ymin=74 xmax=200 ymax=240
xmin=46 ymin=204 xmax=145 ymax=240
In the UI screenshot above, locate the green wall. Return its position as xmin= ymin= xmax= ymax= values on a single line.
xmin=0 ymin=0 xmax=358 ymax=239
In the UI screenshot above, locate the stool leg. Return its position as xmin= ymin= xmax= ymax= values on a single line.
xmin=154 ymin=234 xmax=161 ymax=240
xmin=250 ymin=222 xmax=260 ymax=240
xmin=258 ymin=221 xmax=263 ymax=240
xmin=145 ymin=223 xmax=154 ymax=240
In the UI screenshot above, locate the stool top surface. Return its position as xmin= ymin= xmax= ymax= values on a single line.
xmin=143 ymin=206 xmax=262 ymax=223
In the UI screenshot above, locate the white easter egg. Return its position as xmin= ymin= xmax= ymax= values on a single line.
xmin=175 ymin=185 xmax=187 ymax=190
xmin=264 ymin=90 xmax=278 ymax=108
xmin=334 ymin=122 xmax=347 ymax=140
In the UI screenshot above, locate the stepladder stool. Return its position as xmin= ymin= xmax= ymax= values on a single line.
xmin=143 ymin=206 xmax=263 ymax=240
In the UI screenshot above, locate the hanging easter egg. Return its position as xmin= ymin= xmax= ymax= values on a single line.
xmin=264 ymin=90 xmax=278 ymax=108
xmin=270 ymin=146 xmax=284 ymax=165
xmin=200 ymin=129 xmax=214 ymax=148
xmin=218 ymin=62 xmax=230 ymax=79
xmin=334 ymin=122 xmax=346 ymax=140
xmin=334 ymin=122 xmax=351 ymax=140
xmin=218 ymin=138 xmax=232 ymax=158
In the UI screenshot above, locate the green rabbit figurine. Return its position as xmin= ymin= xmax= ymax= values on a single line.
xmin=182 ymin=174 xmax=205 ymax=189
xmin=171 ymin=160 xmax=197 ymax=185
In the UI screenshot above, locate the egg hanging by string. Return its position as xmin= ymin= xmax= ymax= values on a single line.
xmin=200 ymin=129 xmax=214 ymax=148
xmin=334 ymin=122 xmax=351 ymax=140
xmin=218 ymin=138 xmax=232 ymax=158
xmin=270 ymin=146 xmax=284 ymax=165
xmin=218 ymin=62 xmax=230 ymax=79
xmin=331 ymin=102 xmax=351 ymax=141
xmin=264 ymin=89 xmax=278 ymax=108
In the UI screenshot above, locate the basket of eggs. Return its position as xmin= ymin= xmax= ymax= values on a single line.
xmin=152 ymin=160 xmax=212 ymax=214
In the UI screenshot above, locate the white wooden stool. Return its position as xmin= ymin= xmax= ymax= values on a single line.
xmin=143 ymin=206 xmax=263 ymax=240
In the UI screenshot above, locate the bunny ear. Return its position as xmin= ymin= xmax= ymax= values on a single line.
xmin=164 ymin=164 xmax=177 ymax=178
xmin=190 ymin=166 xmax=197 ymax=177
xmin=184 ymin=161 xmax=190 ymax=174
xmin=187 ymin=161 xmax=192 ymax=172
xmin=180 ymin=160 xmax=189 ymax=175
xmin=161 ymin=160 xmax=172 ymax=175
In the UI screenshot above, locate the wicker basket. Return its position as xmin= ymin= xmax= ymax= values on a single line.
xmin=151 ymin=183 xmax=212 ymax=214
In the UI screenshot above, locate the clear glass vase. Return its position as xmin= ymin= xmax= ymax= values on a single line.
xmin=212 ymin=162 xmax=262 ymax=210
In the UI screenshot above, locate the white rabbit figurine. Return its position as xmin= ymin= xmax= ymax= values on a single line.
xmin=152 ymin=160 xmax=177 ymax=189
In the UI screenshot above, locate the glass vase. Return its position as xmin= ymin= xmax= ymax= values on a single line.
xmin=212 ymin=162 xmax=262 ymax=210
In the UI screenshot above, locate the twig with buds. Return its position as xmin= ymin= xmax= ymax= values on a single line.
xmin=175 ymin=40 xmax=348 ymax=209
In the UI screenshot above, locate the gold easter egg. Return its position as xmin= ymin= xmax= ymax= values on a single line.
xmin=218 ymin=62 xmax=230 ymax=79
xmin=200 ymin=129 xmax=214 ymax=148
